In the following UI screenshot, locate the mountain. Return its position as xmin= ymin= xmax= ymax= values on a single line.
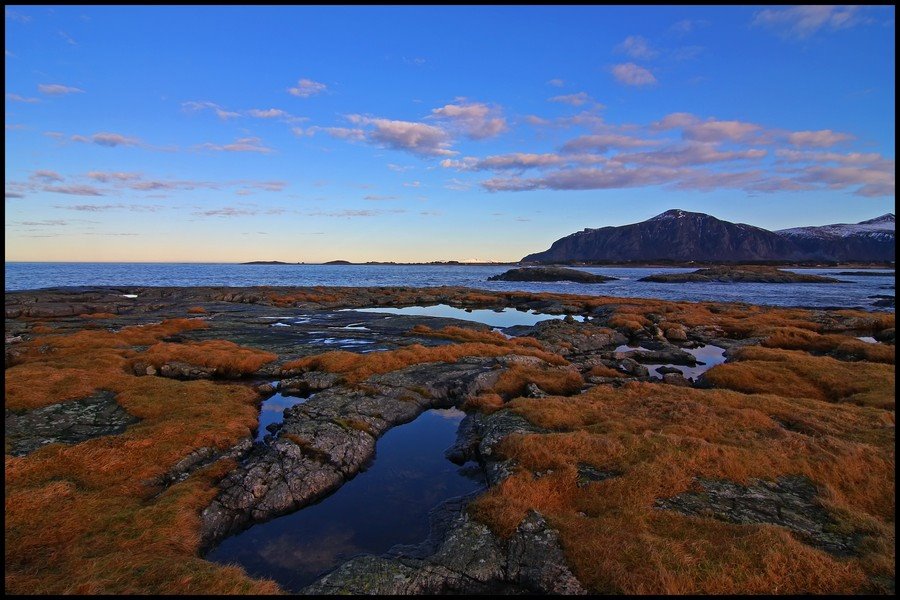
xmin=522 ymin=210 xmax=895 ymax=263
xmin=775 ymin=214 xmax=895 ymax=262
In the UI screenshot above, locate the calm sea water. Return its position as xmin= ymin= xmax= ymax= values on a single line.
xmin=4 ymin=262 xmax=894 ymax=311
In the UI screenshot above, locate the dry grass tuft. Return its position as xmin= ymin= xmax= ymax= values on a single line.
xmin=137 ymin=340 xmax=277 ymax=377
xmin=490 ymin=364 xmax=584 ymax=398
xmin=186 ymin=306 xmax=207 ymax=314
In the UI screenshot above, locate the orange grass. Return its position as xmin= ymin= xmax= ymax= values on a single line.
xmin=588 ymin=364 xmax=627 ymax=378
xmin=410 ymin=324 xmax=544 ymax=349
xmin=470 ymin=382 xmax=894 ymax=594
xmin=761 ymin=327 xmax=895 ymax=364
xmin=186 ymin=306 xmax=207 ymax=314
xmin=137 ymin=340 xmax=277 ymax=376
xmin=703 ymin=346 xmax=895 ymax=409
xmin=282 ymin=341 xmax=567 ymax=383
xmin=490 ymin=364 xmax=584 ymax=398
xmin=78 ymin=312 xmax=118 ymax=319
xmin=5 ymin=320 xmax=281 ymax=594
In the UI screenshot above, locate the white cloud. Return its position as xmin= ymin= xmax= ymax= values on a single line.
xmin=38 ymin=83 xmax=84 ymax=95
xmin=615 ymin=35 xmax=659 ymax=60
xmin=611 ymin=63 xmax=657 ymax=86
xmin=347 ymin=114 xmax=455 ymax=156
xmin=548 ymin=92 xmax=594 ymax=107
xmin=431 ymin=100 xmax=507 ymax=139
xmin=752 ymin=5 xmax=867 ymax=39
xmin=288 ymin=78 xmax=327 ymax=97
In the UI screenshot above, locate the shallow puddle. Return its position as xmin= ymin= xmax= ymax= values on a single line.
xmin=255 ymin=391 xmax=309 ymax=443
xmin=207 ymin=408 xmax=482 ymax=592
xmin=645 ymin=344 xmax=727 ymax=379
xmin=351 ymin=304 xmax=585 ymax=328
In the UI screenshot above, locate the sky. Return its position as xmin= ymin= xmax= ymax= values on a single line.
xmin=4 ymin=5 xmax=896 ymax=263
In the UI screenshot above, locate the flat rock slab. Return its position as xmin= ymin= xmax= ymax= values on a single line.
xmin=5 ymin=390 xmax=139 ymax=456
xmin=489 ymin=266 xmax=615 ymax=284
xmin=640 ymin=266 xmax=840 ymax=284
xmin=655 ymin=475 xmax=862 ymax=556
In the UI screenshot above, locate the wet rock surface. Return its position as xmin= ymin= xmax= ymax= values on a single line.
xmin=656 ymin=475 xmax=863 ymax=557
xmin=199 ymin=359 xmax=502 ymax=550
xmin=5 ymin=390 xmax=139 ymax=456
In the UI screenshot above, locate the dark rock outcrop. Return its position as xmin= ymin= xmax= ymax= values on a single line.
xmin=5 ymin=390 xmax=139 ymax=456
xmin=656 ymin=475 xmax=863 ymax=557
xmin=488 ymin=266 xmax=615 ymax=284
xmin=640 ymin=265 xmax=841 ymax=284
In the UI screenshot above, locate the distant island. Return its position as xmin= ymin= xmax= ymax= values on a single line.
xmin=241 ymin=261 xmax=301 ymax=265
xmin=488 ymin=266 xmax=616 ymax=283
xmin=639 ymin=265 xmax=842 ymax=284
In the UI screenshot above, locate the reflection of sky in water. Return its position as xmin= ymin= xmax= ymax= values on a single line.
xmin=255 ymin=392 xmax=308 ymax=443
xmin=857 ymin=336 xmax=878 ymax=344
xmin=208 ymin=408 xmax=482 ymax=592
xmin=351 ymin=304 xmax=585 ymax=328
xmin=645 ymin=344 xmax=727 ymax=379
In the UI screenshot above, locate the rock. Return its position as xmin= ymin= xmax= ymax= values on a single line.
xmin=488 ymin=267 xmax=615 ymax=284
xmin=524 ymin=383 xmax=548 ymax=398
xmin=662 ymin=373 xmax=692 ymax=387
xmin=655 ymin=475 xmax=863 ymax=557
xmin=640 ymin=265 xmax=841 ymax=284
xmin=5 ymin=390 xmax=140 ymax=456
xmin=280 ymin=371 xmax=340 ymax=394
xmin=618 ymin=358 xmax=649 ymax=377
xmin=655 ymin=365 xmax=684 ymax=375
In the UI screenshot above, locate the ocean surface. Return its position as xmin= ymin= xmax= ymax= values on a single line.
xmin=4 ymin=262 xmax=895 ymax=311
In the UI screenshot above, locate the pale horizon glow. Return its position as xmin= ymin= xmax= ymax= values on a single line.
xmin=5 ymin=6 xmax=895 ymax=263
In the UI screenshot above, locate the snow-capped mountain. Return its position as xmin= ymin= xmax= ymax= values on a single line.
xmin=775 ymin=214 xmax=894 ymax=261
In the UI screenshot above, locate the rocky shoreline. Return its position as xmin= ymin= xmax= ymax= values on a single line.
xmin=5 ymin=285 xmax=895 ymax=594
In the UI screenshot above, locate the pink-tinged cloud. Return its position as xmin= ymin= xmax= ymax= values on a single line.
xmin=42 ymin=184 xmax=105 ymax=196
xmin=787 ymin=129 xmax=854 ymax=148
xmin=617 ymin=142 xmax=767 ymax=167
xmin=363 ymin=194 xmax=398 ymax=201
xmin=795 ymin=163 xmax=895 ymax=198
xmin=6 ymin=190 xmax=25 ymax=199
xmin=86 ymin=171 xmax=142 ymax=182
xmin=71 ymin=132 xmax=142 ymax=147
xmin=6 ymin=93 xmax=39 ymax=103
xmin=431 ymin=101 xmax=507 ymax=139
xmin=288 ymin=78 xmax=327 ymax=97
xmin=483 ymin=165 xmax=679 ymax=192
xmin=442 ymin=153 xmax=567 ymax=171
xmin=58 ymin=204 xmax=164 ymax=212
xmin=775 ymin=149 xmax=889 ymax=166
xmin=29 ymin=170 xmax=64 ymax=183
xmin=346 ymin=114 xmax=455 ymax=157
xmin=655 ymin=112 xmax=762 ymax=142
xmin=615 ymin=35 xmax=659 ymax=60
xmin=307 ymin=126 xmax=366 ymax=141
xmin=198 ymin=137 xmax=273 ymax=153
xmin=37 ymin=83 xmax=85 ymax=95
xmin=548 ymin=92 xmax=596 ymax=107
xmin=546 ymin=78 xmax=565 ymax=87
xmin=611 ymin=63 xmax=657 ymax=86
xmin=752 ymin=5 xmax=865 ymax=39
xmin=561 ymin=133 xmax=660 ymax=153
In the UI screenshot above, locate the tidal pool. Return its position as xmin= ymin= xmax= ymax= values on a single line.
xmin=255 ymin=391 xmax=308 ymax=443
xmin=646 ymin=344 xmax=727 ymax=379
xmin=207 ymin=408 xmax=483 ymax=592
xmin=352 ymin=304 xmax=585 ymax=328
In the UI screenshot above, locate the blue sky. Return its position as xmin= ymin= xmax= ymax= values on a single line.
xmin=5 ymin=5 xmax=895 ymax=262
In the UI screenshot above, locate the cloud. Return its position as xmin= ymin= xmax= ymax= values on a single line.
xmin=548 ymin=92 xmax=594 ymax=107
xmin=430 ymin=100 xmax=507 ymax=139
xmin=198 ymin=137 xmax=273 ymax=153
xmin=5 ymin=191 xmax=25 ymax=198
xmin=30 ymin=170 xmax=64 ymax=183
xmin=195 ymin=206 xmax=287 ymax=217
xmin=6 ymin=93 xmax=39 ymax=103
xmin=403 ymin=56 xmax=426 ymax=66
xmin=561 ymin=133 xmax=660 ymax=153
xmin=787 ymin=129 xmax=854 ymax=148
xmin=546 ymin=78 xmax=565 ymax=87
xmin=57 ymin=203 xmax=163 ymax=212
xmin=752 ymin=5 xmax=866 ymax=39
xmin=346 ymin=114 xmax=455 ymax=156
xmin=615 ymin=35 xmax=659 ymax=60
xmin=182 ymin=100 xmax=241 ymax=120
xmin=363 ymin=194 xmax=398 ymax=201
xmin=307 ymin=209 xmax=406 ymax=218
xmin=442 ymin=153 xmax=567 ymax=171
xmin=58 ymin=30 xmax=77 ymax=45
xmin=42 ymin=184 xmax=106 ymax=196
xmin=246 ymin=108 xmax=288 ymax=118
xmin=482 ymin=165 xmax=679 ymax=192
xmin=387 ymin=163 xmax=414 ymax=172
xmin=288 ymin=78 xmax=327 ymax=97
xmin=86 ymin=171 xmax=142 ymax=182
xmin=403 ymin=181 xmax=421 ymax=187
xmin=38 ymin=83 xmax=85 ymax=95
xmin=670 ymin=19 xmax=709 ymax=35
xmin=616 ymin=142 xmax=767 ymax=167
xmin=70 ymin=132 xmax=142 ymax=148
xmin=5 ymin=9 xmax=32 ymax=23
xmin=655 ymin=112 xmax=762 ymax=142
xmin=611 ymin=63 xmax=657 ymax=86
xmin=306 ymin=126 xmax=365 ymax=141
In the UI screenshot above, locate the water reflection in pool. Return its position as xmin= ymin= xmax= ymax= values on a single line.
xmin=208 ymin=408 xmax=482 ymax=592
xmin=351 ymin=304 xmax=585 ymax=328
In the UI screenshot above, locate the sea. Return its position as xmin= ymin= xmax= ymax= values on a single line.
xmin=4 ymin=263 xmax=895 ymax=311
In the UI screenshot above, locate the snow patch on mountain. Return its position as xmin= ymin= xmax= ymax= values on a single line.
xmin=777 ymin=214 xmax=895 ymax=239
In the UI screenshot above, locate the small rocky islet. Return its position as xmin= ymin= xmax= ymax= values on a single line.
xmin=639 ymin=265 xmax=843 ymax=283
xmin=488 ymin=266 xmax=616 ymax=283
xmin=4 ymin=285 xmax=895 ymax=594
